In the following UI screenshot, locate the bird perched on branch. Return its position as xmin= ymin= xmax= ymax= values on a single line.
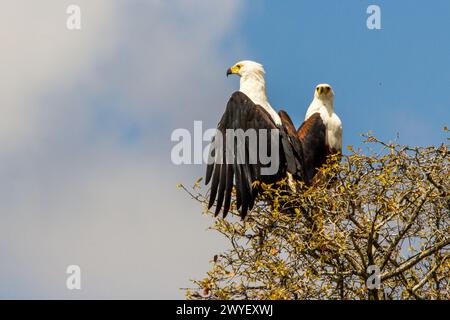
xmin=280 ymin=83 xmax=343 ymax=184
xmin=205 ymin=61 xmax=342 ymax=219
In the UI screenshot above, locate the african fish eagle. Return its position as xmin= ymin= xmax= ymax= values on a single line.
xmin=205 ymin=60 xmax=305 ymax=219
xmin=280 ymin=84 xmax=343 ymax=184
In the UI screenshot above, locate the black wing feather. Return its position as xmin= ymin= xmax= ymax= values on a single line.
xmin=297 ymin=112 xmax=327 ymax=184
xmin=222 ymin=164 xmax=234 ymax=217
xmin=214 ymin=162 xmax=227 ymax=216
xmin=279 ymin=110 xmax=306 ymax=180
xmin=206 ymin=91 xmax=284 ymax=218
xmin=206 ymin=92 xmax=306 ymax=218
xmin=208 ymin=162 xmax=221 ymax=209
xmin=205 ymin=142 xmax=215 ymax=185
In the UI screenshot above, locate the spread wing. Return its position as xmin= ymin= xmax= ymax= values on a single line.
xmin=205 ymin=92 xmax=300 ymax=219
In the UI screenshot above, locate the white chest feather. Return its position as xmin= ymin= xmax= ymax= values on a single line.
xmin=305 ymin=100 xmax=342 ymax=151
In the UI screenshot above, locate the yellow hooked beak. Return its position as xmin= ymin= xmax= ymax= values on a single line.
xmin=226 ymin=64 xmax=241 ymax=77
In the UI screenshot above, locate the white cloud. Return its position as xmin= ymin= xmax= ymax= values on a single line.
xmin=0 ymin=1 xmax=118 ymax=152
xmin=0 ymin=0 xmax=242 ymax=298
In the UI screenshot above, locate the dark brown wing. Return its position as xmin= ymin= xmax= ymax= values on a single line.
xmin=279 ymin=110 xmax=306 ymax=181
xmin=205 ymin=92 xmax=301 ymax=219
xmin=297 ymin=113 xmax=327 ymax=185
xmin=279 ymin=110 xmax=297 ymax=137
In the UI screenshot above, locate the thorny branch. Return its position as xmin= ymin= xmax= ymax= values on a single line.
xmin=182 ymin=131 xmax=449 ymax=300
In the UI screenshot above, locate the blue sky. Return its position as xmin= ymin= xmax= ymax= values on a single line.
xmin=228 ymin=0 xmax=450 ymax=147
xmin=0 ymin=0 xmax=448 ymax=299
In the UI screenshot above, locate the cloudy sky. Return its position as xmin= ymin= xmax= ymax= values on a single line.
xmin=0 ymin=0 xmax=448 ymax=298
